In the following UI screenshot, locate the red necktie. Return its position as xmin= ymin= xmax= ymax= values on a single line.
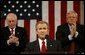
xmin=41 ymin=40 xmax=47 ymax=53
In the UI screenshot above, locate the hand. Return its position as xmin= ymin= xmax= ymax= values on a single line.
xmin=8 ymin=34 xmax=19 ymax=44
xmin=70 ymin=24 xmax=76 ymax=37
xmin=9 ymin=34 xmax=15 ymax=39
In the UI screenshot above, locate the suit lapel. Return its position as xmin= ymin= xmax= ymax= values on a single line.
xmin=47 ymin=39 xmax=53 ymax=51
xmin=64 ymin=24 xmax=70 ymax=35
xmin=6 ymin=26 xmax=11 ymax=36
xmin=15 ymin=27 xmax=17 ymax=36
xmin=76 ymin=24 xmax=80 ymax=32
xmin=15 ymin=26 xmax=19 ymax=37
xmin=35 ymin=40 xmax=40 ymax=52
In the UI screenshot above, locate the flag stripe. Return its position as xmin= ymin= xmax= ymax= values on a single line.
xmin=74 ymin=1 xmax=80 ymax=24
xmin=42 ymin=1 xmax=49 ymax=23
xmin=54 ymin=1 xmax=61 ymax=40
xmin=80 ymin=1 xmax=84 ymax=25
xmin=24 ymin=20 xmax=30 ymax=42
xmin=30 ymin=20 xmax=37 ymax=42
xmin=49 ymin=1 xmax=55 ymax=40
xmin=1 ymin=19 xmax=5 ymax=28
xmin=18 ymin=20 xmax=24 ymax=27
xmin=61 ymin=1 xmax=67 ymax=25
xmin=67 ymin=1 xmax=73 ymax=12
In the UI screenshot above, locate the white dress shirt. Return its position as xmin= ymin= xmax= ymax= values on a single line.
xmin=9 ymin=28 xmax=15 ymax=35
xmin=68 ymin=24 xmax=79 ymax=40
xmin=38 ymin=38 xmax=47 ymax=51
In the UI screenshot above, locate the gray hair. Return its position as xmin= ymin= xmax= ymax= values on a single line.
xmin=66 ymin=11 xmax=78 ymax=18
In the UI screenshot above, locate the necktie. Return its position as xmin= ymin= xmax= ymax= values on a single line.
xmin=10 ymin=28 xmax=14 ymax=34
xmin=68 ymin=25 xmax=77 ymax=54
xmin=41 ymin=40 xmax=46 ymax=53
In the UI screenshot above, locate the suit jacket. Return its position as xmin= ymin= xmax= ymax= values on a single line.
xmin=0 ymin=27 xmax=2 ymax=52
xmin=0 ymin=26 xmax=28 ymax=54
xmin=28 ymin=36 xmax=62 ymax=54
xmin=56 ymin=23 xmax=84 ymax=53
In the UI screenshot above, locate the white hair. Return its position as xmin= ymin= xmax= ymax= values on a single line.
xmin=66 ymin=10 xmax=78 ymax=18
xmin=6 ymin=13 xmax=17 ymax=20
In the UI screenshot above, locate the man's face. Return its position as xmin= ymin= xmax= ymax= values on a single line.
xmin=36 ymin=23 xmax=49 ymax=39
xmin=66 ymin=13 xmax=77 ymax=25
xmin=6 ymin=14 xmax=17 ymax=28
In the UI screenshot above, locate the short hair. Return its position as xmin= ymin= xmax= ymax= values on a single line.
xmin=36 ymin=21 xmax=49 ymax=30
xmin=6 ymin=12 xmax=17 ymax=20
xmin=66 ymin=11 xmax=78 ymax=18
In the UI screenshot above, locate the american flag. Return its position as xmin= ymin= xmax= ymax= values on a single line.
xmin=1 ymin=1 xmax=84 ymax=42
xmin=1 ymin=1 xmax=42 ymax=19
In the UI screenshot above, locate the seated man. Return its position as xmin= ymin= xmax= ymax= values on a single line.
xmin=28 ymin=21 xmax=62 ymax=54
xmin=0 ymin=13 xmax=28 ymax=54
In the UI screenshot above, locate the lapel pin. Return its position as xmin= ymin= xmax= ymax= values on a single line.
xmin=50 ymin=45 xmax=52 ymax=46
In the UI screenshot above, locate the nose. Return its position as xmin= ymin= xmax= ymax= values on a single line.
xmin=70 ymin=17 xmax=74 ymax=20
xmin=10 ymin=21 xmax=14 ymax=24
xmin=71 ymin=18 xmax=74 ymax=20
xmin=41 ymin=30 xmax=44 ymax=32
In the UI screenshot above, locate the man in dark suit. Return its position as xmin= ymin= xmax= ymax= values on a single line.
xmin=28 ymin=21 xmax=62 ymax=54
xmin=56 ymin=11 xmax=84 ymax=54
xmin=0 ymin=13 xmax=28 ymax=54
